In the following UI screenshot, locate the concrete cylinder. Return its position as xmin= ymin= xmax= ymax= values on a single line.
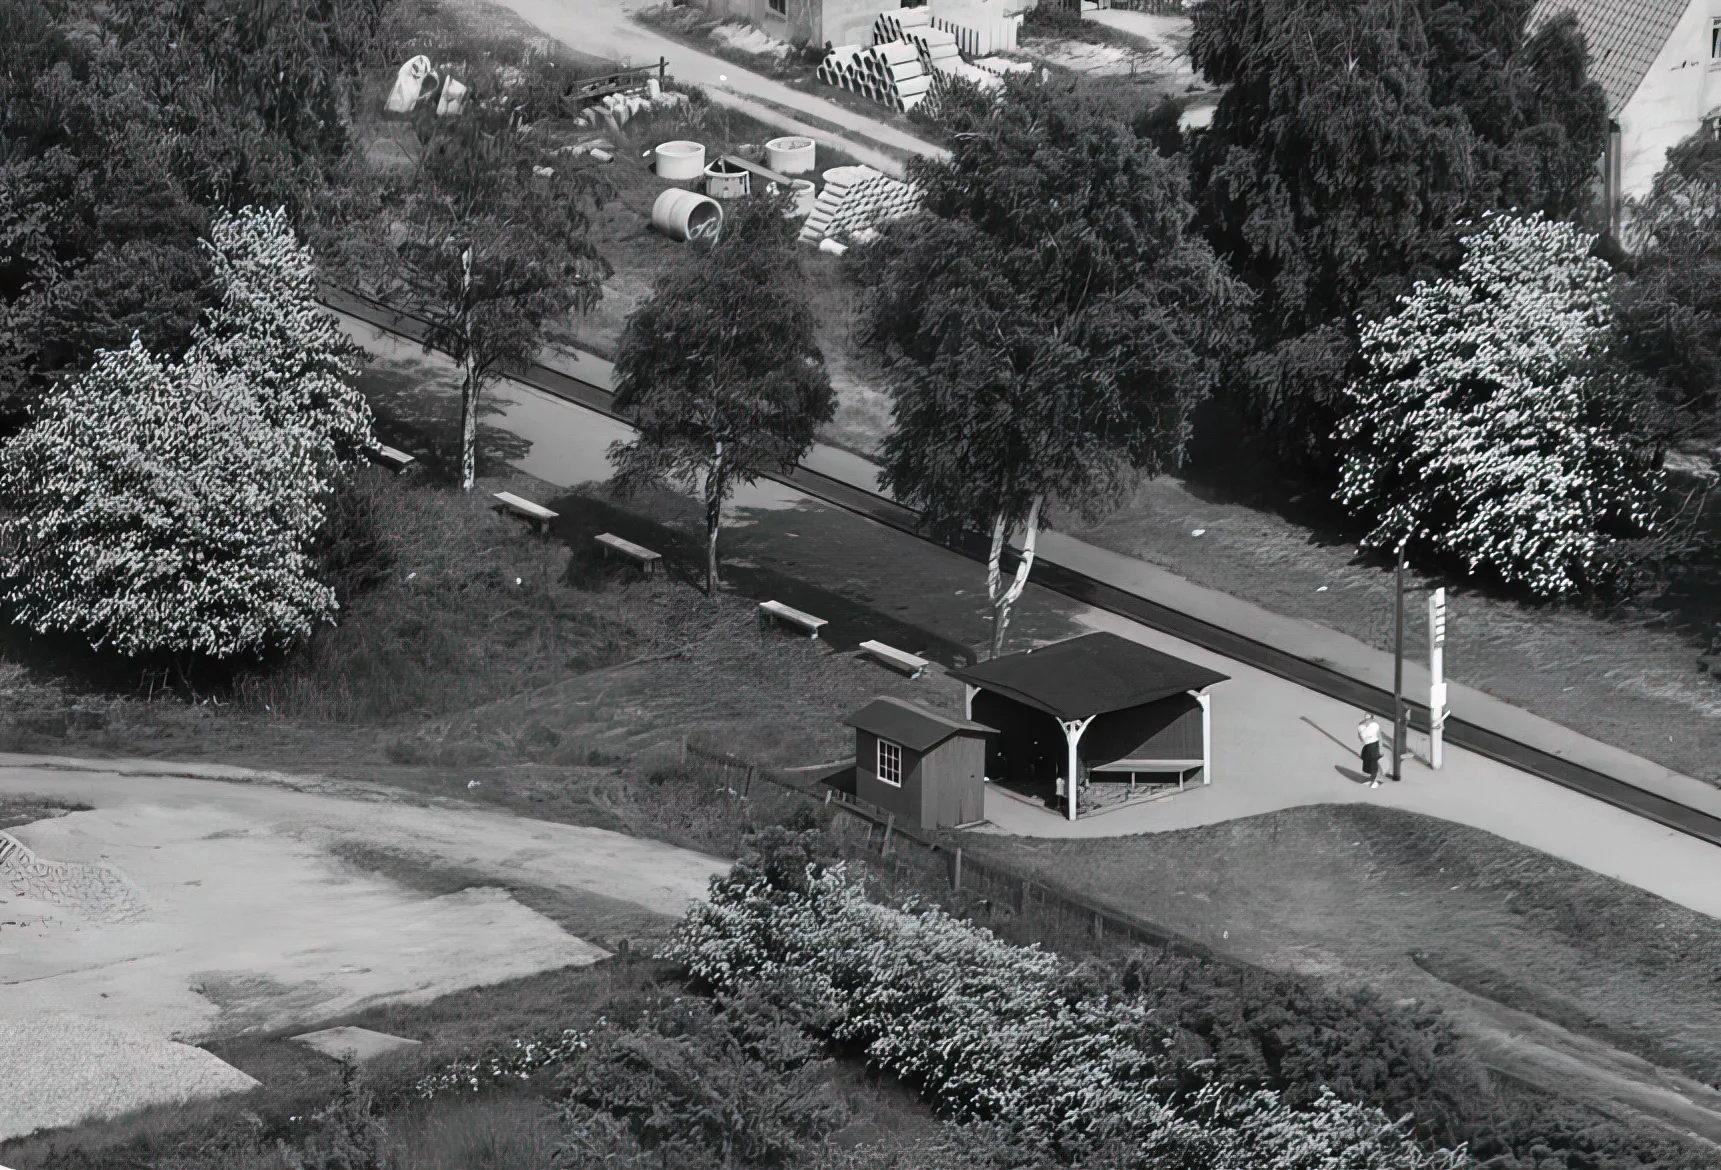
xmin=765 ymin=135 xmax=817 ymax=175
xmin=787 ymin=178 xmax=816 ymax=218
xmin=704 ymin=157 xmax=751 ymax=199
xmin=654 ymin=140 xmax=706 ymax=181
xmin=651 ymin=188 xmax=724 ymax=243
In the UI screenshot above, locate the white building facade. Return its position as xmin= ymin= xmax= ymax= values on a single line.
xmin=1529 ymin=0 xmax=1721 ymax=237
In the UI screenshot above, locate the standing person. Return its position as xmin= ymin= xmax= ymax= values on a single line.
xmin=1357 ymin=713 xmax=1383 ymax=788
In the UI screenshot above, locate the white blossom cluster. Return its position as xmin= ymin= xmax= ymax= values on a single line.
xmin=665 ymin=864 xmax=1470 ymax=1169
xmin=1334 ymin=212 xmax=1661 ymax=599
xmin=0 ymin=207 xmax=375 ymax=660
xmin=413 ymin=1028 xmax=589 ymax=1098
xmin=192 ymin=205 xmax=375 ymax=476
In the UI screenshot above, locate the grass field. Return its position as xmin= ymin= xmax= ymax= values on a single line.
xmin=962 ymin=802 xmax=1721 ymax=1112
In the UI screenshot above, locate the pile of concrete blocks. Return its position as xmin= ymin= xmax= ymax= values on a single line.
xmin=574 ymin=85 xmax=690 ymax=130
xmin=815 ymin=41 xmax=933 ymax=112
xmin=797 ymin=164 xmax=920 ymax=244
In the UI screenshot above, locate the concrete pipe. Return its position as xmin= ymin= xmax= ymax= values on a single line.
xmin=787 ymin=179 xmax=816 ymax=218
xmin=704 ymin=157 xmax=751 ymax=199
xmin=651 ymin=188 xmax=724 ymax=243
xmin=654 ymin=140 xmax=706 ymax=181
xmin=765 ymin=135 xmax=817 ymax=175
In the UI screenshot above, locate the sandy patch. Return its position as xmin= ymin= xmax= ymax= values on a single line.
xmin=0 ymin=764 xmax=728 ymax=1138
xmin=0 ymin=1014 xmax=260 ymax=1141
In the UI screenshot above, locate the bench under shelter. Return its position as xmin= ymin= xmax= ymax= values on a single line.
xmin=949 ymin=632 xmax=1229 ymax=822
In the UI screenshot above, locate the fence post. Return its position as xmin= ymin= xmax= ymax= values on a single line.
xmin=824 ymin=789 xmax=833 ymax=808
xmin=881 ymin=814 xmax=895 ymax=857
xmin=681 ymin=735 xmax=687 ymax=765
xmin=1093 ymin=911 xmax=1103 ymax=941
xmin=744 ymin=765 xmax=754 ymax=798
xmin=951 ymin=846 xmax=962 ymax=891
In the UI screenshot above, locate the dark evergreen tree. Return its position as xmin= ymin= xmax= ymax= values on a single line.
xmin=1182 ymin=0 xmax=1608 ymax=488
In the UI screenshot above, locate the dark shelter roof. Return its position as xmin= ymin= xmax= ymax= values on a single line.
xmin=844 ymin=697 xmax=995 ymax=753
xmin=949 ymin=632 xmax=1229 ymax=721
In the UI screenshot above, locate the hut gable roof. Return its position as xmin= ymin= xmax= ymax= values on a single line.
xmin=949 ymin=632 xmax=1228 ymax=721
xmin=844 ymin=697 xmax=994 ymax=753
xmin=1527 ymin=0 xmax=1694 ymax=116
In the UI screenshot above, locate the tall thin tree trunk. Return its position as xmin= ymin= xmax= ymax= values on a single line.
xmin=987 ymin=493 xmax=1044 ymax=659
xmin=459 ymin=247 xmax=477 ymax=491
xmin=705 ymin=443 xmax=724 ymax=597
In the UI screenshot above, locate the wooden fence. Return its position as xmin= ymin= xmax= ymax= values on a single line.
xmin=677 ymin=740 xmax=1219 ymax=962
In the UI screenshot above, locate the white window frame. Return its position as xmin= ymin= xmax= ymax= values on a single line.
xmin=876 ymin=739 xmax=903 ymax=787
xmin=1712 ymin=19 xmax=1720 ymax=63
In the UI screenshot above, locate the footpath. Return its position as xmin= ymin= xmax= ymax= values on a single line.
xmin=489 ymin=0 xmax=949 ymax=178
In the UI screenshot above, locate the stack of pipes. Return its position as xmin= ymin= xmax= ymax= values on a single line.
xmin=816 ymin=40 xmax=934 ymax=111
xmin=797 ymin=165 xmax=921 ymax=244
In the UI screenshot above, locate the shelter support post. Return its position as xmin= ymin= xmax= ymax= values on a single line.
xmin=1190 ymin=689 xmax=1212 ymax=785
xmin=964 ymin=684 xmax=978 ymax=722
xmin=1058 ymin=715 xmax=1095 ymax=822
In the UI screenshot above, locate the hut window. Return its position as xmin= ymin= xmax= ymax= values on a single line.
xmin=877 ymin=739 xmax=903 ymax=787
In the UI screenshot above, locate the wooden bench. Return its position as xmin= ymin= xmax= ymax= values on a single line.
xmin=370 ymin=444 xmax=416 ymax=475
xmin=595 ymin=532 xmax=662 ymax=574
xmin=493 ymin=491 xmax=559 ymax=533
xmin=859 ymin=639 xmax=928 ymax=678
xmin=758 ymin=599 xmax=827 ymax=639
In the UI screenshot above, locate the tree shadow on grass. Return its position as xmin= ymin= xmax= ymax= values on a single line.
xmin=546 ymin=492 xmax=977 ymax=667
xmin=357 ymin=363 xmax=530 ymax=485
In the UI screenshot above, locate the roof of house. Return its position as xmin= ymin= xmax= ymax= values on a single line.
xmin=843 ymin=696 xmax=995 ymax=754
xmin=1527 ymin=0 xmax=1694 ymax=116
xmin=947 ymin=632 xmax=1229 ymax=722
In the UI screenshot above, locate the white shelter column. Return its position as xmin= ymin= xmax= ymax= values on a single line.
xmin=1058 ymin=716 xmax=1094 ymax=822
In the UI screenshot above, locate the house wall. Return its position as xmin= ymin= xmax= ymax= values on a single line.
xmin=1618 ymin=0 xmax=1711 ymax=204
xmin=918 ymin=734 xmax=986 ymax=827
xmin=854 ymin=729 xmax=923 ymax=823
xmin=821 ymin=0 xmax=897 ymax=46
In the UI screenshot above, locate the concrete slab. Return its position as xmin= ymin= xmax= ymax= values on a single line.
xmin=292 ymin=1026 xmax=423 ymax=1064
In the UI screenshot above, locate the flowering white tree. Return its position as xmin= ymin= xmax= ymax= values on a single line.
xmin=0 ymin=339 xmax=338 ymax=667
xmin=0 ymin=206 xmax=372 ymax=670
xmin=1334 ymin=212 xmax=1661 ymax=599
xmin=191 ymin=205 xmax=375 ymax=480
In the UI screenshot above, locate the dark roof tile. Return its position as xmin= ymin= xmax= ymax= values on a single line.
xmin=1528 ymin=0 xmax=1694 ymax=115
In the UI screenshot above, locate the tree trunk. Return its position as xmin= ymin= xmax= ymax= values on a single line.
xmin=986 ymin=493 xmax=1044 ymax=659
xmin=459 ymin=247 xmax=477 ymax=491
xmin=459 ymin=351 xmax=478 ymax=492
xmin=704 ymin=443 xmax=724 ymax=597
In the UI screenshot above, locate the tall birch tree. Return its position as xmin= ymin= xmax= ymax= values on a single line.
xmin=609 ymin=193 xmax=834 ymax=595
xmin=861 ymin=78 xmax=1248 ymax=657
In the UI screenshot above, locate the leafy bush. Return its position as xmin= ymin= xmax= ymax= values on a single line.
xmin=1334 ymin=212 xmax=1662 ymax=599
xmin=557 ymin=990 xmax=848 ymax=1168
xmin=0 ymin=208 xmax=372 ymax=665
xmin=665 ymin=830 xmax=1469 ymax=1169
xmin=0 ymin=336 xmax=338 ymax=663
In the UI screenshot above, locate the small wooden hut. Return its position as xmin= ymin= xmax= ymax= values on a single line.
xmin=950 ymin=632 xmax=1228 ymax=821
xmin=843 ymin=697 xmax=995 ymax=829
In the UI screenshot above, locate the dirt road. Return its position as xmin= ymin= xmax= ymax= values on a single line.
xmin=0 ymin=756 xmax=727 ymax=1140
